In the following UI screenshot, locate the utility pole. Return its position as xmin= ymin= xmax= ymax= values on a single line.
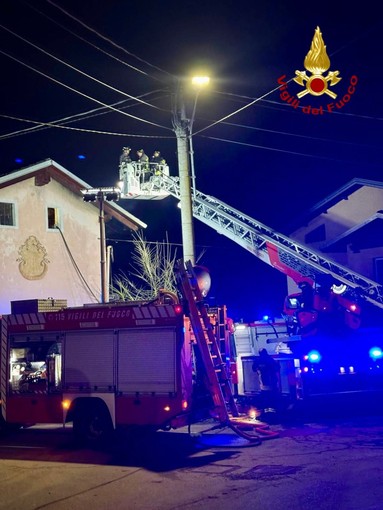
xmin=98 ymin=192 xmax=107 ymax=303
xmin=173 ymin=83 xmax=196 ymax=266
xmin=82 ymin=187 xmax=120 ymax=304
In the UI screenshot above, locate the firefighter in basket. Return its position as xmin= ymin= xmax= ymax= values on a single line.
xmin=150 ymin=150 xmax=166 ymax=176
xmin=136 ymin=149 xmax=150 ymax=183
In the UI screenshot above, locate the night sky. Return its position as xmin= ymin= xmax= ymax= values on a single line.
xmin=1 ymin=0 xmax=381 ymax=321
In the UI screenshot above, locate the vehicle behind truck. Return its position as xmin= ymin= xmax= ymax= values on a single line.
xmin=232 ymin=299 xmax=383 ymax=407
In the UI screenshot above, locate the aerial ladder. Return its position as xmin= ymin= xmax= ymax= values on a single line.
xmin=118 ymin=162 xmax=383 ymax=311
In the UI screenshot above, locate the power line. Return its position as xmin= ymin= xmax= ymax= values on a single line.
xmin=0 ymin=23 xmax=164 ymax=112
xmin=45 ymin=0 xmax=175 ymax=80
xmin=198 ymin=119 xmax=378 ymax=149
xmin=0 ymin=113 xmax=174 ymax=139
xmin=193 ymin=81 xmax=292 ymax=136
xmin=0 ymin=40 xmax=375 ymax=162
xmin=213 ymin=90 xmax=383 ymax=122
xmin=0 ymin=48 xmax=172 ymax=131
xmin=0 ymin=91 xmax=171 ymax=141
xmin=1 ymin=6 xmax=378 ymax=169
xmin=24 ymin=0 xmax=168 ymax=83
xmin=56 ymin=225 xmax=100 ymax=302
xmin=200 ymin=134 xmax=380 ymax=167
xmin=106 ymin=238 xmax=211 ymax=249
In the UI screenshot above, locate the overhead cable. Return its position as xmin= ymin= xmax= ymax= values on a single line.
xmin=0 ymin=91 xmax=168 ymax=140
xmin=193 ymin=82 xmax=291 ymax=136
xmin=213 ymin=90 xmax=383 ymax=122
xmin=198 ymin=119 xmax=376 ymax=148
xmin=24 ymin=0 xmax=167 ymax=83
xmin=45 ymin=0 xmax=174 ymax=79
xmin=56 ymin=225 xmax=100 ymax=302
xmin=0 ymin=114 xmax=174 ymax=139
xmin=200 ymin=134 xmax=380 ymax=166
xmin=0 ymin=24 xmax=163 ymax=112
xmin=0 ymin=48 xmax=172 ymax=131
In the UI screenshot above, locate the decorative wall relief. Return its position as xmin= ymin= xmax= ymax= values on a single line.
xmin=17 ymin=235 xmax=50 ymax=280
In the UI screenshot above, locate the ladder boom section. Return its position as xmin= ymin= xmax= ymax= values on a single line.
xmin=136 ymin=172 xmax=383 ymax=309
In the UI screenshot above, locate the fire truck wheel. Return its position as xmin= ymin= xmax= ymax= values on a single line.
xmin=73 ymin=403 xmax=113 ymax=446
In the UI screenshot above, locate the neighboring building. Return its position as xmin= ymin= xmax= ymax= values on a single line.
xmin=287 ymin=178 xmax=383 ymax=293
xmin=0 ymin=159 xmax=146 ymax=313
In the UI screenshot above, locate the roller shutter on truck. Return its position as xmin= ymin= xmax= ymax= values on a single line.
xmin=63 ymin=330 xmax=115 ymax=391
xmin=117 ymin=327 xmax=177 ymax=394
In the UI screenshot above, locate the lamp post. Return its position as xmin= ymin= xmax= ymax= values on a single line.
xmin=82 ymin=187 xmax=120 ymax=304
xmin=189 ymin=76 xmax=210 ymax=197
xmin=172 ymin=76 xmax=210 ymax=266
xmin=173 ymin=82 xmax=195 ymax=266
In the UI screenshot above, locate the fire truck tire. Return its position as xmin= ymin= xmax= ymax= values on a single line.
xmin=73 ymin=401 xmax=113 ymax=446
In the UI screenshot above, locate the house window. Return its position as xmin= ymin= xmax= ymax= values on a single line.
xmin=47 ymin=207 xmax=61 ymax=230
xmin=0 ymin=202 xmax=16 ymax=227
xmin=374 ymin=258 xmax=383 ymax=284
xmin=305 ymin=224 xmax=326 ymax=244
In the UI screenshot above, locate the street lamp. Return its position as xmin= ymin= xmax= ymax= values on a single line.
xmin=172 ymin=76 xmax=210 ymax=266
xmin=82 ymin=187 xmax=120 ymax=304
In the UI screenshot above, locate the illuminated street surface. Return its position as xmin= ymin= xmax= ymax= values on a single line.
xmin=1 ymin=406 xmax=383 ymax=510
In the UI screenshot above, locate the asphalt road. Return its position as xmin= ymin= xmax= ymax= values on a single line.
xmin=1 ymin=401 xmax=383 ymax=510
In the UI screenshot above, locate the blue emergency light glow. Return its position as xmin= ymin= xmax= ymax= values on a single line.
xmin=369 ymin=347 xmax=383 ymax=360
xmin=262 ymin=315 xmax=270 ymax=322
xmin=307 ymin=350 xmax=322 ymax=363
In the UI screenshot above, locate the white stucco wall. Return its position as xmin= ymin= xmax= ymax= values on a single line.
xmin=290 ymin=186 xmax=383 ymax=282
xmin=0 ymin=176 xmax=102 ymax=313
xmin=294 ymin=187 xmax=383 ymax=242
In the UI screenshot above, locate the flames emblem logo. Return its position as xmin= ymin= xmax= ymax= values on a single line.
xmin=294 ymin=26 xmax=341 ymax=99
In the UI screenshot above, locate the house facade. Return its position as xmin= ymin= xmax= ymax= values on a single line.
xmin=0 ymin=159 xmax=146 ymax=314
xmin=288 ymin=178 xmax=383 ymax=293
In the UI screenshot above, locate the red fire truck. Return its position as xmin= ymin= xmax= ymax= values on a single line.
xmin=0 ymin=263 xmax=270 ymax=444
xmin=0 ymin=298 xmax=194 ymax=442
